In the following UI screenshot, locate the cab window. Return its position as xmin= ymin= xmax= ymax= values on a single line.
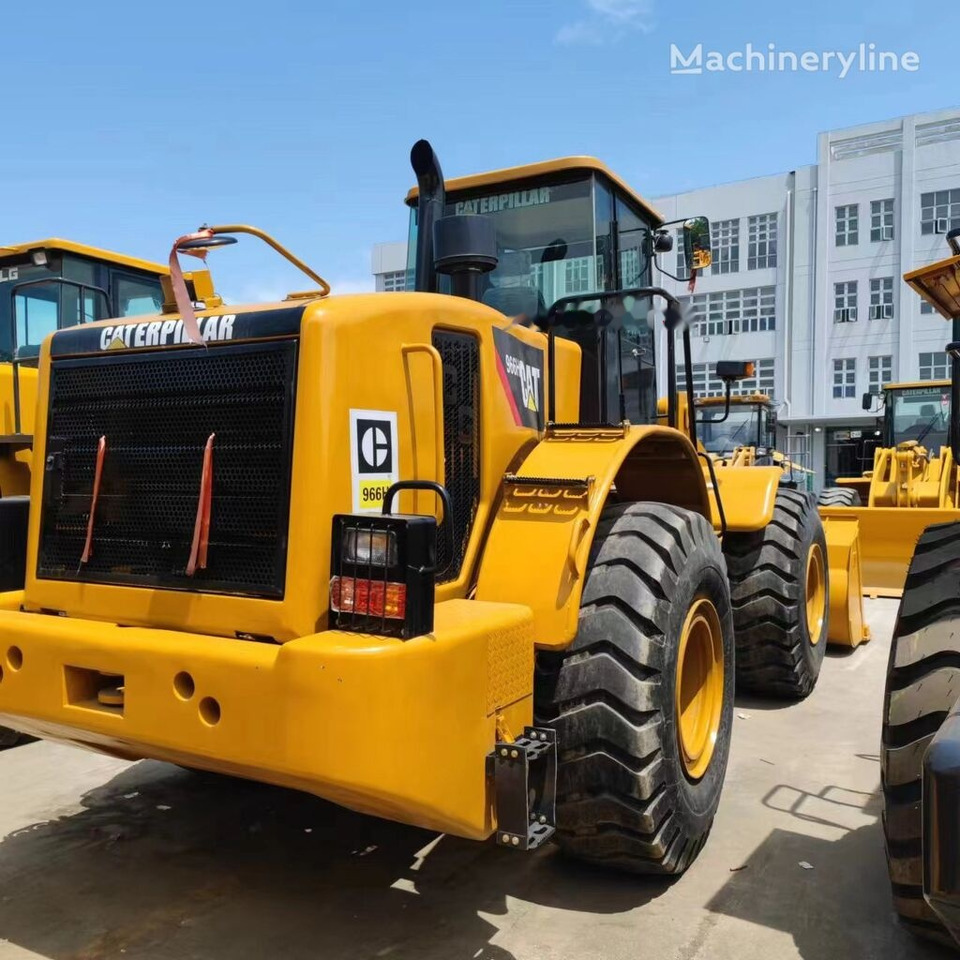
xmin=14 ymin=282 xmax=109 ymax=350
xmin=115 ymin=274 xmax=163 ymax=317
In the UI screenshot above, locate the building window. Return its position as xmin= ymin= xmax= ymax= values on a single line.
xmin=676 ymin=358 xmax=775 ymax=399
xmin=380 ymin=270 xmax=407 ymax=292
xmin=686 ymin=286 xmax=776 ymax=337
xmin=921 ymin=299 xmax=936 ymax=315
xmin=675 ymin=361 xmax=708 ymax=395
xmin=871 ymin=199 xmax=895 ymax=242
xmin=920 ymin=351 xmax=949 ymax=380
xmin=868 ymin=355 xmax=892 ymax=393
xmin=564 ymin=258 xmax=591 ymax=294
xmin=869 ymin=277 xmax=894 ymax=320
xmin=675 ymin=230 xmax=689 ymax=281
xmin=747 ymin=213 xmax=777 ymax=269
xmin=710 ymin=218 xmax=740 ymax=275
xmin=921 ymin=189 xmax=960 ymax=235
xmin=835 ymin=204 xmax=859 ymax=246
xmin=833 ymin=358 xmax=856 ymax=399
xmin=834 ymin=281 xmax=858 ymax=323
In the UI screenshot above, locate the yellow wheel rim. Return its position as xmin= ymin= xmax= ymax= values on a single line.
xmin=805 ymin=542 xmax=826 ymax=646
xmin=676 ymin=597 xmax=725 ymax=781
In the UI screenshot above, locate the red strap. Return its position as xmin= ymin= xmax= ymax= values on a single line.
xmin=80 ymin=436 xmax=107 ymax=565
xmin=168 ymin=230 xmax=214 ymax=347
xmin=186 ymin=433 xmax=215 ymax=576
xmin=687 ymin=267 xmax=699 ymax=294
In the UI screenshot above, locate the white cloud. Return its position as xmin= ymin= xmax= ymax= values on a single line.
xmin=555 ymin=0 xmax=654 ymax=45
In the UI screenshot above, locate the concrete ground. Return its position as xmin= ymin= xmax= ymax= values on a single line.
xmin=0 ymin=599 xmax=952 ymax=960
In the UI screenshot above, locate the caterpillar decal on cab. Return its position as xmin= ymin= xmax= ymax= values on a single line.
xmin=492 ymin=327 xmax=544 ymax=430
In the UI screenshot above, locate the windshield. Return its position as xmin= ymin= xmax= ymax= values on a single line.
xmin=887 ymin=387 xmax=951 ymax=449
xmin=406 ymin=175 xmax=656 ymax=322
xmin=699 ymin=405 xmax=761 ymax=456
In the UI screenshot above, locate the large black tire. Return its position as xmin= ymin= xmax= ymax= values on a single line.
xmin=723 ymin=489 xmax=828 ymax=699
xmin=817 ymin=487 xmax=862 ymax=507
xmin=534 ymin=502 xmax=735 ymax=875
xmin=882 ymin=521 xmax=960 ymax=948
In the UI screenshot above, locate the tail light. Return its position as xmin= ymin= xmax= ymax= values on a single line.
xmin=329 ymin=481 xmax=453 ymax=639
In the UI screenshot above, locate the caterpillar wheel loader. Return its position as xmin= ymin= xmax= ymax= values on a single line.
xmin=0 ymin=239 xmax=167 ymax=747
xmin=881 ymin=236 xmax=960 ymax=949
xmin=687 ymin=368 xmax=867 ymax=649
xmin=819 ymin=237 xmax=960 ymax=598
xmin=0 ymin=142 xmax=829 ymax=876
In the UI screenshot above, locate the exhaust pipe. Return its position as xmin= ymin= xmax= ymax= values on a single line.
xmin=410 ymin=140 xmax=445 ymax=294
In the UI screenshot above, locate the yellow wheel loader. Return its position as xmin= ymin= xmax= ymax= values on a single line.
xmin=881 ymin=232 xmax=960 ymax=949
xmin=819 ymin=243 xmax=960 ymax=598
xmin=693 ymin=372 xmax=867 ymax=650
xmin=0 ymin=142 xmax=829 ymax=875
xmin=0 ymin=240 xmax=167 ymax=748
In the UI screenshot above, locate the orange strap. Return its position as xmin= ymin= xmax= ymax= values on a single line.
xmin=168 ymin=229 xmax=214 ymax=347
xmin=80 ymin=436 xmax=107 ymax=565
xmin=186 ymin=433 xmax=215 ymax=576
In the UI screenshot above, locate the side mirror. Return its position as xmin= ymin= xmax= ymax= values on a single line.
xmin=682 ymin=217 xmax=712 ymax=272
xmin=715 ymin=360 xmax=755 ymax=384
xmin=861 ymin=392 xmax=874 ymax=411
xmin=541 ymin=238 xmax=568 ymax=264
xmin=653 ymin=229 xmax=674 ymax=254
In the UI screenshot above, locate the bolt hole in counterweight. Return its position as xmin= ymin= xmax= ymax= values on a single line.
xmin=174 ymin=671 xmax=195 ymax=700
xmin=199 ymin=697 xmax=221 ymax=726
xmin=6 ymin=647 xmax=22 ymax=671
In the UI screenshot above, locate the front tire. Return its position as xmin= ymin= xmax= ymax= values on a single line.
xmin=882 ymin=521 xmax=960 ymax=948
xmin=723 ymin=489 xmax=828 ymax=699
xmin=818 ymin=487 xmax=862 ymax=507
xmin=535 ymin=502 xmax=735 ymax=875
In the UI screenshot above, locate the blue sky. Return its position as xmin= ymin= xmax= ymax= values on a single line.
xmin=0 ymin=0 xmax=953 ymax=301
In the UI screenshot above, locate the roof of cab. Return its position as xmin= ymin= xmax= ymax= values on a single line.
xmin=405 ymin=157 xmax=664 ymax=225
xmin=0 ymin=238 xmax=167 ymax=276
xmin=695 ymin=393 xmax=771 ymax=407
xmin=886 ymin=380 xmax=951 ymax=391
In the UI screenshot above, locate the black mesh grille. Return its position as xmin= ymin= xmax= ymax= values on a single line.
xmin=38 ymin=340 xmax=298 ymax=597
xmin=433 ymin=330 xmax=480 ymax=581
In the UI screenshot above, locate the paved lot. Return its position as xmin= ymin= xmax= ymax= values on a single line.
xmin=0 ymin=599 xmax=952 ymax=960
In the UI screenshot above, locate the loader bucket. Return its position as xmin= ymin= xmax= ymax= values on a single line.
xmin=818 ymin=505 xmax=960 ymax=599
xmin=822 ymin=515 xmax=870 ymax=648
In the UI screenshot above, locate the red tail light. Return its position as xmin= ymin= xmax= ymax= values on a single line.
xmin=330 ymin=577 xmax=407 ymax=620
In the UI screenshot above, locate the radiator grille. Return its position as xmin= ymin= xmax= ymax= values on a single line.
xmin=433 ymin=330 xmax=480 ymax=581
xmin=37 ymin=340 xmax=298 ymax=596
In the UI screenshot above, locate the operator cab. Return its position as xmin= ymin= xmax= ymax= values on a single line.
xmin=0 ymin=239 xmax=165 ymax=361
xmin=406 ymin=147 xmax=710 ymax=428
xmin=881 ymin=382 xmax=951 ymax=450
xmin=696 ymin=393 xmax=775 ymax=458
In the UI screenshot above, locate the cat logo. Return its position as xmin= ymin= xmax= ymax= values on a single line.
xmin=504 ymin=353 xmax=541 ymax=413
xmin=98 ymin=314 xmax=237 ymax=351
xmin=492 ymin=327 xmax=544 ymax=430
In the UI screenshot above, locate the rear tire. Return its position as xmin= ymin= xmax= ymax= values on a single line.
xmin=723 ymin=489 xmax=828 ymax=699
xmin=882 ymin=521 xmax=960 ymax=949
xmin=817 ymin=487 xmax=862 ymax=507
xmin=534 ymin=502 xmax=735 ymax=875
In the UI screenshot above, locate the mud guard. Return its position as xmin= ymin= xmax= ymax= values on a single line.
xmin=475 ymin=424 xmax=711 ymax=649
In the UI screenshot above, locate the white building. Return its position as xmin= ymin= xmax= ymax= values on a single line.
xmin=372 ymin=107 xmax=960 ymax=489
xmin=653 ymin=106 xmax=960 ymax=488
xmin=371 ymin=242 xmax=408 ymax=292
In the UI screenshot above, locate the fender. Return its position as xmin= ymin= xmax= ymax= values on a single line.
xmin=475 ymin=424 xmax=710 ymax=649
xmin=708 ymin=464 xmax=782 ymax=532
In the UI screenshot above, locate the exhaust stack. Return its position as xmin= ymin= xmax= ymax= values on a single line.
xmin=410 ymin=140 xmax=446 ymax=294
